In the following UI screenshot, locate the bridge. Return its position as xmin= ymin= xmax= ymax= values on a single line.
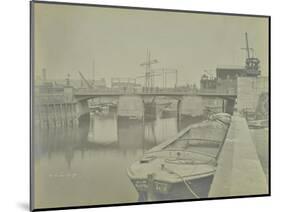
xmin=73 ymin=88 xmax=237 ymax=99
xmin=34 ymin=86 xmax=237 ymax=129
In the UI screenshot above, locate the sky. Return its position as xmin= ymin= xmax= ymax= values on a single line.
xmin=34 ymin=3 xmax=269 ymax=87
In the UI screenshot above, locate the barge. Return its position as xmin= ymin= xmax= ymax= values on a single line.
xmin=127 ymin=113 xmax=231 ymax=201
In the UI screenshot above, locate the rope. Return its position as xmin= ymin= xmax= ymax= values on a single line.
xmin=163 ymin=167 xmax=200 ymax=199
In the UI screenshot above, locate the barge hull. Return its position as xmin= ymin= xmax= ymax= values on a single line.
xmin=133 ymin=174 xmax=214 ymax=201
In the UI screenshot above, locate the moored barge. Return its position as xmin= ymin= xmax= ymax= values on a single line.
xmin=127 ymin=113 xmax=231 ymax=201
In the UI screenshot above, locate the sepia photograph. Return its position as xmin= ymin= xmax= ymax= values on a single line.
xmin=31 ymin=1 xmax=270 ymax=211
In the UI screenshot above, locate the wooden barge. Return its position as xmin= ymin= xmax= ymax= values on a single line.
xmin=127 ymin=113 xmax=231 ymax=201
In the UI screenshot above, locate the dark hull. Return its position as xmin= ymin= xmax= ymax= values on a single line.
xmin=133 ymin=174 xmax=214 ymax=202
xmin=161 ymin=110 xmax=177 ymax=118
xmin=117 ymin=116 xmax=144 ymax=124
xmin=108 ymin=104 xmax=117 ymax=112
xmin=117 ymin=115 xmax=144 ymax=122
xmin=181 ymin=114 xmax=206 ymax=122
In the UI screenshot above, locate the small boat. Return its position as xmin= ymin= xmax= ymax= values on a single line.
xmin=161 ymin=107 xmax=177 ymax=118
xmin=248 ymin=119 xmax=268 ymax=129
xmin=127 ymin=113 xmax=231 ymax=201
xmin=117 ymin=96 xmax=144 ymax=121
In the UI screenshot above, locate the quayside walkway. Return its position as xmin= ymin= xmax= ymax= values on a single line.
xmin=209 ymin=114 xmax=268 ymax=197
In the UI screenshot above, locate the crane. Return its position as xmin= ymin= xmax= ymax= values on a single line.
xmin=78 ymin=71 xmax=93 ymax=89
xmin=240 ymin=32 xmax=260 ymax=76
xmin=241 ymin=32 xmax=254 ymax=59
xmin=204 ymin=70 xmax=215 ymax=79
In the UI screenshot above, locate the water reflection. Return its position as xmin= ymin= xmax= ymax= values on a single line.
xmin=88 ymin=112 xmax=118 ymax=145
xmin=34 ymin=109 xmax=202 ymax=208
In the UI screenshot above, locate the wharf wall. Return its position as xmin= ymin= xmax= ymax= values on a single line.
xmin=209 ymin=114 xmax=268 ymax=197
xmin=237 ymin=77 xmax=268 ymax=116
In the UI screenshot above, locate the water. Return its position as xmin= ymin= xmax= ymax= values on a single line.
xmin=250 ymin=128 xmax=269 ymax=183
xmin=34 ymin=109 xmax=201 ymax=208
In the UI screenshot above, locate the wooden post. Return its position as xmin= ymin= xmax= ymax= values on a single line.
xmin=147 ymin=174 xmax=157 ymax=201
xmin=88 ymin=112 xmax=95 ymax=142
xmin=177 ymin=99 xmax=182 ymax=130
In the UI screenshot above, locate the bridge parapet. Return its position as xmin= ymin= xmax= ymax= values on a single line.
xmin=198 ymin=88 xmax=237 ymax=97
xmin=74 ymin=87 xmax=197 ymax=97
xmin=74 ymin=88 xmax=236 ymax=98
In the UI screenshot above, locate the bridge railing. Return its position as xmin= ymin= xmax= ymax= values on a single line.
xmin=74 ymin=88 xmax=236 ymax=96
xmin=198 ymin=88 xmax=237 ymax=96
xmin=34 ymin=87 xmax=237 ymax=106
xmin=74 ymin=87 xmax=198 ymax=95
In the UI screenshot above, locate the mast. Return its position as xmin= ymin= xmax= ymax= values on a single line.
xmin=140 ymin=49 xmax=158 ymax=90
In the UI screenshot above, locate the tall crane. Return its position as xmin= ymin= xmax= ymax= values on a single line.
xmin=241 ymin=32 xmax=254 ymax=59
xmin=241 ymin=32 xmax=260 ymax=76
xmin=78 ymin=71 xmax=93 ymax=89
xmin=245 ymin=32 xmax=251 ymax=59
xmin=204 ymin=70 xmax=215 ymax=79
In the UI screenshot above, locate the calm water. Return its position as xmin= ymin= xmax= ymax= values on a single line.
xmin=34 ymin=109 xmax=200 ymax=208
xmin=250 ymin=128 xmax=269 ymax=183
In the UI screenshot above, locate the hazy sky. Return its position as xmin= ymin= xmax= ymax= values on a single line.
xmin=34 ymin=3 xmax=269 ymax=87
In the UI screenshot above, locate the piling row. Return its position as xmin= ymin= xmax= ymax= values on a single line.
xmin=34 ymin=102 xmax=79 ymax=129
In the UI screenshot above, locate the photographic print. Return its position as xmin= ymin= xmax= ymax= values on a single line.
xmin=30 ymin=1 xmax=270 ymax=211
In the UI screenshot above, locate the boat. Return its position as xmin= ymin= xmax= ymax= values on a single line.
xmin=248 ymin=119 xmax=268 ymax=129
xmin=127 ymin=113 xmax=231 ymax=201
xmin=117 ymin=96 xmax=144 ymax=121
xmin=161 ymin=106 xmax=177 ymax=118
